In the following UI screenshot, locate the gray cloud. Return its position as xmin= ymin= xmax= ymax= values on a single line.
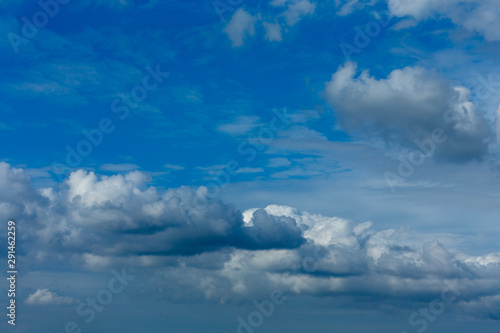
xmin=1 ymin=163 xmax=304 ymax=259
xmin=2 ymin=163 xmax=500 ymax=320
xmin=324 ymin=62 xmax=491 ymax=162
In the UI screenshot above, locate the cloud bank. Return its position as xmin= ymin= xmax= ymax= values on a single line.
xmin=2 ymin=162 xmax=499 ymax=319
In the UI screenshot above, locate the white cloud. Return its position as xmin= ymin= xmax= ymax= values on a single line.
xmin=235 ymin=167 xmax=264 ymax=174
xmin=26 ymin=289 xmax=76 ymax=305
xmin=325 ymin=62 xmax=490 ymax=161
xmin=263 ymin=22 xmax=283 ymax=42
xmin=268 ymin=157 xmax=291 ymax=168
xmin=223 ymin=9 xmax=258 ymax=47
xmin=335 ymin=0 xmax=377 ymax=16
xmin=224 ymin=1 xmax=316 ymax=46
xmin=217 ymin=116 xmax=261 ymax=135
xmin=280 ymin=0 xmax=316 ymax=26
xmin=2 ymin=163 xmax=500 ymax=318
xmin=335 ymin=0 xmax=500 ymax=41
xmin=164 ymin=164 xmax=184 ymax=171
xmin=386 ymin=0 xmax=500 ymax=41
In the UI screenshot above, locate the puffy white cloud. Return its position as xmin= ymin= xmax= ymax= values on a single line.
xmin=223 ymin=8 xmax=258 ymax=47
xmin=325 ymin=62 xmax=490 ymax=161
xmin=230 ymin=205 xmax=500 ymax=308
xmin=26 ymin=289 xmax=76 ymax=305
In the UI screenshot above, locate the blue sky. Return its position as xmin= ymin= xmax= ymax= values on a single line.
xmin=1 ymin=0 xmax=500 ymax=332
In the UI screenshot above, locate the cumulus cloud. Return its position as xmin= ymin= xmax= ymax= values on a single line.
xmin=218 ymin=205 xmax=500 ymax=311
xmin=2 ymin=164 xmax=304 ymax=260
xmin=324 ymin=62 xmax=490 ymax=161
xmin=223 ymin=9 xmax=258 ymax=47
xmin=26 ymin=289 xmax=76 ymax=305
xmin=2 ymin=163 xmax=500 ymax=319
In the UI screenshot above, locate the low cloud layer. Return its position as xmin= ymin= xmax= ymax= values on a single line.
xmin=1 ymin=163 xmax=304 ymax=259
xmin=2 ymin=163 xmax=500 ymax=319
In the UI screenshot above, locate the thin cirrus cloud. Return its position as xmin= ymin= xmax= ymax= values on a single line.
xmin=100 ymin=163 xmax=140 ymax=172
xmin=235 ymin=167 xmax=264 ymax=174
xmin=216 ymin=115 xmax=261 ymax=136
xmin=386 ymin=0 xmax=500 ymax=41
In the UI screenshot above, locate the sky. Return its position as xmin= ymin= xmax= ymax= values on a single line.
xmin=1 ymin=0 xmax=500 ymax=332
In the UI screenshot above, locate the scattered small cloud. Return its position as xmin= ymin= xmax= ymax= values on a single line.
xmin=164 ymin=164 xmax=185 ymax=171
xmin=223 ymin=8 xmax=259 ymax=47
xmin=263 ymin=22 xmax=283 ymax=42
xmin=268 ymin=157 xmax=292 ymax=168
xmin=217 ymin=116 xmax=261 ymax=136
xmin=26 ymin=289 xmax=76 ymax=305
xmin=236 ymin=167 xmax=264 ymax=174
